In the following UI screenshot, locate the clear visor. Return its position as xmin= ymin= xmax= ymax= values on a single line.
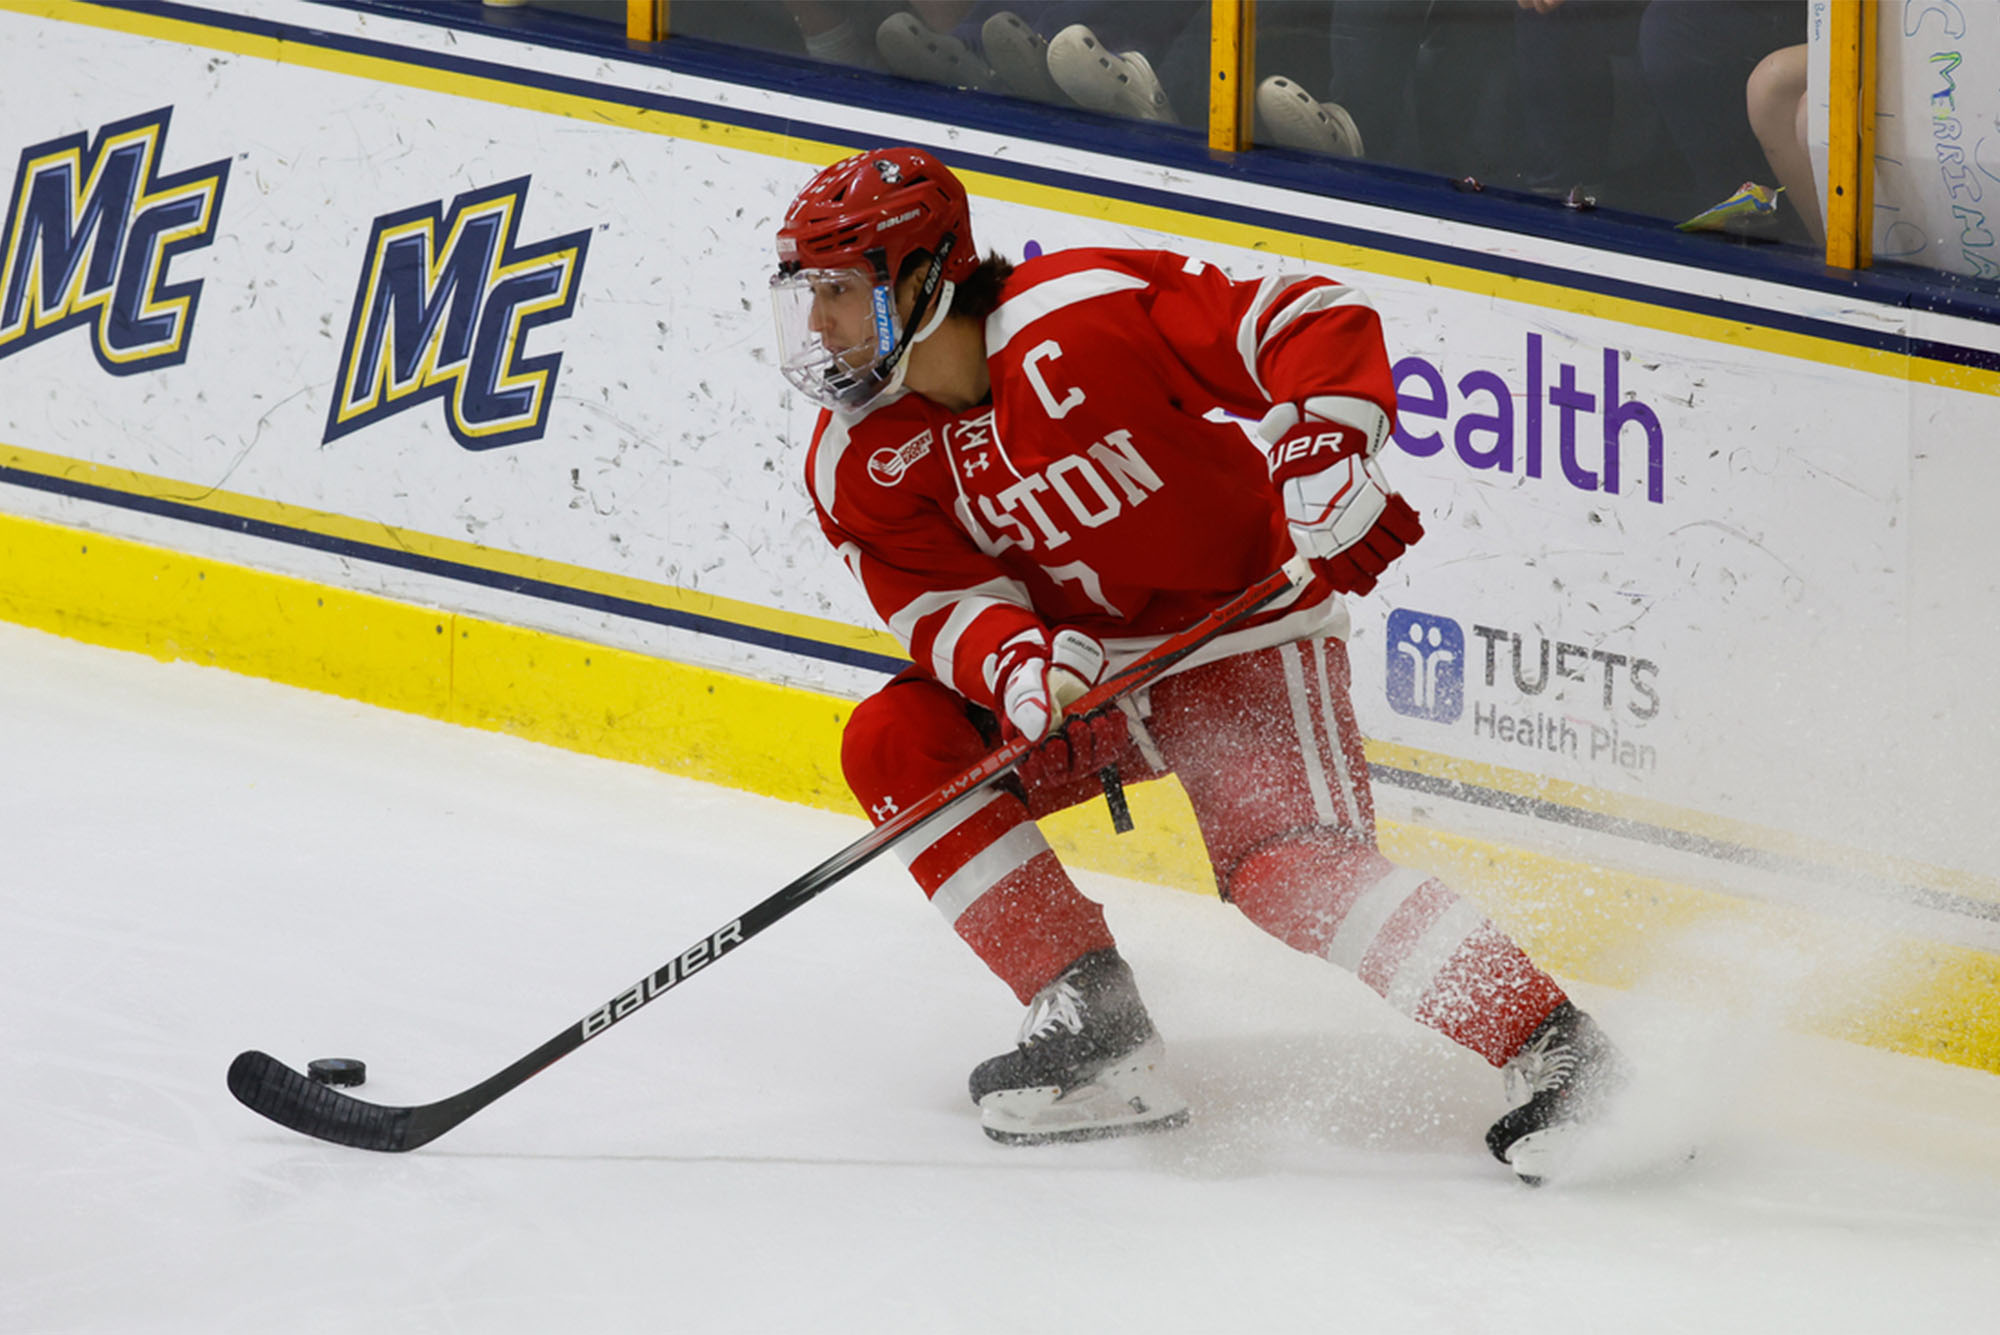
xmin=769 ymin=266 xmax=904 ymax=412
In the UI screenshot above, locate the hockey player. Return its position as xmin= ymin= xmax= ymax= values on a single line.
xmin=766 ymin=146 xmax=1624 ymax=1180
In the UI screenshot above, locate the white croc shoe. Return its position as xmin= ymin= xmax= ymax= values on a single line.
xmin=876 ymin=11 xmax=1000 ymax=92
xmin=1256 ymin=75 xmax=1365 ymax=156
xmin=981 ymin=10 xmax=1068 ymax=104
xmin=1046 ymin=24 xmax=1177 ymax=123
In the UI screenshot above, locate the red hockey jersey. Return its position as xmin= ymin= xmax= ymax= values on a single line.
xmin=805 ymin=247 xmax=1400 ymax=713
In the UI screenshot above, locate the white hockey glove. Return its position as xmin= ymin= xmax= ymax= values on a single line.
xmin=993 ymin=626 xmax=1107 ymax=743
xmin=1257 ymin=397 xmax=1424 ymax=596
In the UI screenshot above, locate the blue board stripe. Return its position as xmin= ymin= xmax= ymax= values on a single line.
xmin=0 ymin=464 xmax=912 ymax=675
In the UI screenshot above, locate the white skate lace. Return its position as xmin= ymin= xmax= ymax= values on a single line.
xmin=1018 ymin=979 xmax=1086 ymax=1045
xmin=1503 ymin=1030 xmax=1578 ymax=1105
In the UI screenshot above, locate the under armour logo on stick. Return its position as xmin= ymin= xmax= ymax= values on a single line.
xmin=871 ymin=797 xmax=901 ymax=820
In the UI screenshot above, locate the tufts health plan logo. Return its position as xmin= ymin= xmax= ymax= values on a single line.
xmin=1385 ymin=608 xmax=1464 ymax=723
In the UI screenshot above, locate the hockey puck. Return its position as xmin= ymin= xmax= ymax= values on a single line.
xmin=306 ymin=1058 xmax=367 ymax=1088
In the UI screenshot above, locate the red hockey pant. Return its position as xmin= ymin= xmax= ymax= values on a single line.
xmin=840 ymin=636 xmax=1565 ymax=1068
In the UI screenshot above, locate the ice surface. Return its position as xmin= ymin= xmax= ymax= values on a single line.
xmin=4 ymin=621 xmax=1998 ymax=1333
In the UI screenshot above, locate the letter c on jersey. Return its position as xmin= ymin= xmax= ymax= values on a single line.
xmin=1023 ymin=340 xmax=1084 ymax=420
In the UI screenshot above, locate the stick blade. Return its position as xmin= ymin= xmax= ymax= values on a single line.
xmin=228 ymin=1050 xmax=418 ymax=1152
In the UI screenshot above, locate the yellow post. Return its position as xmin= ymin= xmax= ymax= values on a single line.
xmin=1856 ymin=0 xmax=1876 ymax=268
xmin=1825 ymin=0 xmax=1862 ymax=268
xmin=627 ymin=0 xmax=665 ymax=42
xmin=1207 ymin=0 xmax=1256 ymax=153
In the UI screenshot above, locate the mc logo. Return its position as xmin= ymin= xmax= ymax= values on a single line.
xmin=325 ymin=177 xmax=589 ymax=450
xmin=1385 ymin=608 xmax=1464 ymax=724
xmin=0 ymin=107 xmax=229 ymax=374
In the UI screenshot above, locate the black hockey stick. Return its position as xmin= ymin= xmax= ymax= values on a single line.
xmin=228 ymin=558 xmax=1309 ymax=1151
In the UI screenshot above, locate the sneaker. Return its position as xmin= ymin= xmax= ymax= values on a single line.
xmin=876 ymin=11 xmax=1000 ymax=93
xmin=981 ymin=11 xmax=1068 ymax=105
xmin=1486 ymin=1001 xmax=1629 ymax=1184
xmin=970 ymin=949 xmax=1190 ymax=1144
xmin=1045 ymin=25 xmax=1177 ymax=124
xmin=1256 ymin=76 xmax=1364 ymax=157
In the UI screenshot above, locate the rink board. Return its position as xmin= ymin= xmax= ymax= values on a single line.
xmin=1 ymin=1 xmax=1997 ymax=1069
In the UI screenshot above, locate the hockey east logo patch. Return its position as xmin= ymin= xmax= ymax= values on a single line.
xmin=325 ymin=178 xmax=589 ymax=451
xmin=1385 ymin=608 xmax=1464 ymax=724
xmin=868 ymin=429 xmax=932 ymax=486
xmin=0 ymin=107 xmax=229 ymax=374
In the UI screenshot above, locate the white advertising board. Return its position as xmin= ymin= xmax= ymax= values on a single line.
xmin=1 ymin=0 xmax=1995 ymax=890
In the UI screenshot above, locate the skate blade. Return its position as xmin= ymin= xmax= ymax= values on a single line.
xmin=978 ymin=1059 xmax=1189 ymax=1147
xmin=983 ymin=1104 xmax=1190 ymax=1146
xmin=1501 ymin=1123 xmax=1578 ymax=1186
xmin=1505 ymin=1122 xmax=1701 ymax=1187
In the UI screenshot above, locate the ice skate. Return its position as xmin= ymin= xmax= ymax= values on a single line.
xmin=970 ymin=949 xmax=1189 ymax=1145
xmin=1486 ymin=1001 xmax=1629 ymax=1185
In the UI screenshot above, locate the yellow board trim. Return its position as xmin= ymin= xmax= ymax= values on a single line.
xmin=10 ymin=0 xmax=1995 ymax=395
xmin=1 ymin=505 xmax=1994 ymax=1075
xmin=0 ymin=506 xmax=854 ymax=808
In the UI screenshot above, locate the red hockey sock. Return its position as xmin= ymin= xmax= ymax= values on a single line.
xmin=950 ymin=849 xmax=1117 ymax=1002
xmin=842 ymin=673 xmax=1115 ymax=1003
xmin=1226 ymin=836 xmax=1565 ymax=1066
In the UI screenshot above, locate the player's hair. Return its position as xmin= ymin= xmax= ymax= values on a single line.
xmin=897 ymin=249 xmax=1014 ymax=321
xmin=951 ymin=252 xmax=1015 ymax=320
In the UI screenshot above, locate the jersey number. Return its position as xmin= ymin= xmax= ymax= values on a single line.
xmin=1045 ymin=560 xmax=1123 ymax=618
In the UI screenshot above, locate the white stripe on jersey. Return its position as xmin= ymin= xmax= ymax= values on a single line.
xmin=927 ymin=821 xmax=1052 ymax=926
xmin=985 ymin=268 xmax=1151 ymax=358
xmin=933 ymin=592 xmax=1028 ymax=695
xmin=810 ymin=412 xmax=854 ymax=519
xmin=1097 ymin=595 xmax=1351 ymax=688
xmin=1235 ymin=276 xmax=1371 ymax=399
xmin=1234 ymin=275 xmax=1312 ymax=399
xmin=809 ymin=389 xmax=911 ymax=521
xmin=1260 ymin=283 xmax=1372 ymax=355
xmin=886 ymin=579 xmax=1033 ymax=690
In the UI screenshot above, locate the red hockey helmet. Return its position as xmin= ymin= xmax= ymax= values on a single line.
xmin=770 ymin=148 xmax=979 ymax=411
xmin=775 ymin=147 xmax=979 ymax=286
